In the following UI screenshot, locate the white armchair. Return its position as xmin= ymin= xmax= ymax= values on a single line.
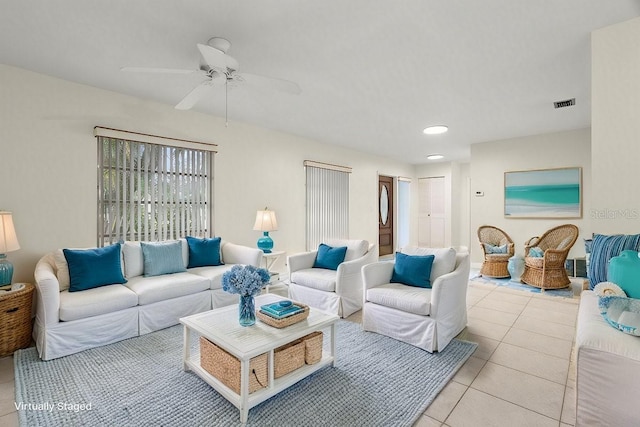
xmin=288 ymin=239 xmax=379 ymax=318
xmin=362 ymin=247 xmax=470 ymax=352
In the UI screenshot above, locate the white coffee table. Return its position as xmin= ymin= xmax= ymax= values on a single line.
xmin=180 ymin=294 xmax=339 ymax=423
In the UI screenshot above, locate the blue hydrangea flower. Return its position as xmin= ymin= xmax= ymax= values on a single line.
xmin=222 ymin=265 xmax=270 ymax=296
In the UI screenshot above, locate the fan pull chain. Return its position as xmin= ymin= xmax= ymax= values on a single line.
xmin=225 ymin=78 xmax=229 ymax=127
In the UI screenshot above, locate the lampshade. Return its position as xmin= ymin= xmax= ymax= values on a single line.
xmin=253 ymin=209 xmax=278 ymax=232
xmin=0 ymin=211 xmax=20 ymax=254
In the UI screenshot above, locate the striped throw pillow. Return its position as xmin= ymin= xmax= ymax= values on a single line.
xmin=589 ymin=234 xmax=640 ymax=289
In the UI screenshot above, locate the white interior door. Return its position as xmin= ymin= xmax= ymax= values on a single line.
xmin=418 ymin=177 xmax=446 ymax=248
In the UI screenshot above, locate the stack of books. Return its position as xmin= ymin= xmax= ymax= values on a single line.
xmin=259 ymin=300 xmax=304 ymax=319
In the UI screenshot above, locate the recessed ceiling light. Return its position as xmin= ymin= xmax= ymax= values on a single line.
xmin=427 ymin=154 xmax=444 ymax=160
xmin=423 ymin=125 xmax=448 ymax=135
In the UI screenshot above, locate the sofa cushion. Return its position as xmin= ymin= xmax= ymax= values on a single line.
xmin=59 ymin=284 xmax=138 ymax=321
xmin=141 ymin=241 xmax=186 ymax=277
xmin=188 ymin=264 xmax=236 ymax=290
xmin=291 ymin=268 xmax=336 ymax=292
xmin=313 ymin=244 xmax=347 ymax=270
xmin=366 ymin=283 xmax=432 ymax=316
xmin=400 ymin=246 xmax=456 ymax=282
xmin=186 ymin=236 xmax=223 ymax=268
xmin=391 ymin=252 xmax=435 ymax=288
xmin=325 ymin=238 xmax=368 ymax=262
xmin=63 ymin=244 xmax=127 ymax=292
xmin=124 ymin=272 xmax=210 ymax=305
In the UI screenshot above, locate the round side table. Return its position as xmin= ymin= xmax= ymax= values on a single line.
xmin=0 ymin=283 xmax=34 ymax=357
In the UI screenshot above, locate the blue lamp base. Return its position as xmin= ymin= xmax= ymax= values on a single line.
xmin=0 ymin=254 xmax=13 ymax=286
xmin=257 ymin=232 xmax=274 ymax=253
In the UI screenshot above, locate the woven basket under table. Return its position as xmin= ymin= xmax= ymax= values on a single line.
xmin=0 ymin=283 xmax=34 ymax=357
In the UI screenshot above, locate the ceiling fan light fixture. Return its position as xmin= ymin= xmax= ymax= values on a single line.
xmin=427 ymin=154 xmax=444 ymax=160
xmin=423 ymin=125 xmax=448 ymax=135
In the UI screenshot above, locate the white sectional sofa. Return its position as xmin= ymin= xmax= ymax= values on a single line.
xmin=33 ymin=239 xmax=262 ymax=360
xmin=575 ymin=290 xmax=640 ymax=426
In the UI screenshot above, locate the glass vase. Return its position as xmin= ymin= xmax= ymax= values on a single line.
xmin=238 ymin=295 xmax=256 ymax=327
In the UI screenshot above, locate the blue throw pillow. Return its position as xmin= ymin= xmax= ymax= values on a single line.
xmin=141 ymin=240 xmax=186 ymax=277
xmin=391 ymin=252 xmax=435 ymax=288
xmin=589 ymin=233 xmax=640 ymax=289
xmin=528 ymin=246 xmax=544 ymax=257
xmin=313 ymin=243 xmax=348 ymax=270
xmin=186 ymin=236 xmax=223 ymax=268
xmin=484 ymin=243 xmax=508 ymax=254
xmin=63 ymin=244 xmax=127 ymax=292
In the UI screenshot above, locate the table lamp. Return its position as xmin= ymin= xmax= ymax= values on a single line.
xmin=253 ymin=208 xmax=278 ymax=253
xmin=0 ymin=211 xmax=20 ymax=286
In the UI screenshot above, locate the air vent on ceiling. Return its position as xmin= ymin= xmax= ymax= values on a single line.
xmin=554 ymin=98 xmax=576 ymax=109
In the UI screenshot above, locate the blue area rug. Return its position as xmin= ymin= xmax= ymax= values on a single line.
xmin=470 ymin=274 xmax=575 ymax=298
xmin=14 ymin=321 xmax=476 ymax=427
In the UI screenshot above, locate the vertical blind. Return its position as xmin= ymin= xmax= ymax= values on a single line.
xmin=95 ymin=127 xmax=216 ymax=246
xmin=304 ymin=161 xmax=351 ymax=251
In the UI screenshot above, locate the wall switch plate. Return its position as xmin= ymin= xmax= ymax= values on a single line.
xmin=475 ymin=191 xmax=484 ymax=197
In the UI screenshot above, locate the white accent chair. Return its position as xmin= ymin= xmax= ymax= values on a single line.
xmin=288 ymin=239 xmax=379 ymax=318
xmin=362 ymin=247 xmax=470 ymax=352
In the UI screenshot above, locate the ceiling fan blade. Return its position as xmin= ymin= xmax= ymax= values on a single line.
xmin=241 ymin=73 xmax=301 ymax=95
xmin=121 ymin=67 xmax=198 ymax=74
xmin=174 ymin=81 xmax=217 ymax=110
xmin=197 ymin=43 xmax=239 ymax=71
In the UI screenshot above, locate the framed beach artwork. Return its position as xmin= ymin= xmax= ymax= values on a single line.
xmin=504 ymin=167 xmax=582 ymax=218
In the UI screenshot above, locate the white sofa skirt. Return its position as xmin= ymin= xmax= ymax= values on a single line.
xmin=139 ymin=291 xmax=212 ymax=335
xmin=33 ymin=307 xmax=139 ymax=361
xmin=289 ymin=282 xmax=360 ymax=318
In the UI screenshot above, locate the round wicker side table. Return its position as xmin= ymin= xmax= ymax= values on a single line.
xmin=0 ymin=283 xmax=34 ymax=357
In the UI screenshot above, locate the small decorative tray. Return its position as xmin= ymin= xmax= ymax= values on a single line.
xmin=257 ymin=302 xmax=310 ymax=328
xmin=599 ymin=295 xmax=640 ymax=336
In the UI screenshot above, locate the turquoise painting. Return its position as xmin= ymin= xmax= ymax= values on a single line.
xmin=504 ymin=168 xmax=581 ymax=218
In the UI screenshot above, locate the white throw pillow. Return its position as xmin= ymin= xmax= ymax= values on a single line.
xmin=122 ymin=242 xmax=144 ymax=278
xmin=399 ymin=246 xmax=456 ymax=282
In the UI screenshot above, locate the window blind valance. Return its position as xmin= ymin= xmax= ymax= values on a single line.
xmin=94 ymin=126 xmax=218 ymax=152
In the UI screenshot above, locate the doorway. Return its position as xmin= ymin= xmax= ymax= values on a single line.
xmin=418 ymin=176 xmax=446 ymax=247
xmin=378 ymin=175 xmax=394 ymax=256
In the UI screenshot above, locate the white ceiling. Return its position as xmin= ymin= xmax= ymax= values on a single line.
xmin=2 ymin=1 xmax=639 ymax=164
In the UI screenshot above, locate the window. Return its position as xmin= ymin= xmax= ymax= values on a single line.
xmin=304 ymin=160 xmax=351 ymax=250
xmin=94 ymin=127 xmax=216 ymax=246
xmin=397 ymin=177 xmax=411 ymax=249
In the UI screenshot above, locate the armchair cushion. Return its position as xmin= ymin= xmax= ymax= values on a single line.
xmin=290 ymin=268 xmax=336 ymax=292
xmin=63 ymin=244 xmax=127 ymax=292
xmin=313 ymin=243 xmax=347 ymax=270
xmin=366 ymin=283 xmax=431 ymax=315
xmin=186 ymin=236 xmax=223 ymax=268
xmin=391 ymin=252 xmax=435 ymax=288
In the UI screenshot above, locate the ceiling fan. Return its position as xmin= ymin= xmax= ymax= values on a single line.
xmin=122 ymin=37 xmax=301 ymax=121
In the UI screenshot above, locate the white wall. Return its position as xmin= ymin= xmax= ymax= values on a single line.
xmin=591 ymin=17 xmax=640 ymax=234
xmin=469 ymin=128 xmax=591 ymax=264
xmin=0 ymin=65 xmax=414 ymax=282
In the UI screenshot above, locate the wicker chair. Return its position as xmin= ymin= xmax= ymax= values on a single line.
xmin=521 ymin=224 xmax=579 ymax=290
xmin=477 ymin=226 xmax=515 ymax=278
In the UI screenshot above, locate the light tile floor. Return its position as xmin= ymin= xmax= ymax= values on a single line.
xmin=413 ymin=275 xmax=581 ymax=427
xmin=0 ymin=276 xmax=582 ymax=427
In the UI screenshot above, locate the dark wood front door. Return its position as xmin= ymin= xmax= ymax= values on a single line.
xmin=378 ymin=175 xmax=394 ymax=256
